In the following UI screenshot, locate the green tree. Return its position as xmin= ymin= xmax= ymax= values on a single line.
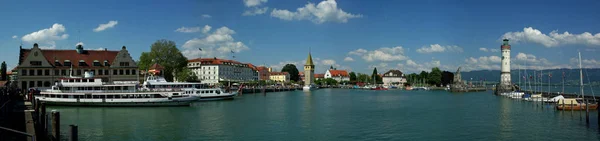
xmin=419 ymin=71 xmax=429 ymax=81
xmin=0 ymin=61 xmax=6 ymax=81
xmin=371 ymin=68 xmax=382 ymax=84
xmin=138 ymin=39 xmax=188 ymax=81
xmin=322 ymin=78 xmax=338 ymax=86
xmin=281 ymin=64 xmax=300 ymax=81
xmin=137 ymin=52 xmax=152 ymax=71
xmin=357 ymin=73 xmax=371 ymax=83
xmin=349 ymin=72 xmax=357 ymax=81
xmin=175 ymin=68 xmax=199 ymax=82
xmin=428 ymin=67 xmax=442 ymax=86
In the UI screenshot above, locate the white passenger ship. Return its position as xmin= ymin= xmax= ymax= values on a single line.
xmin=143 ymin=75 xmax=238 ymax=101
xmin=35 ymin=72 xmax=200 ymax=106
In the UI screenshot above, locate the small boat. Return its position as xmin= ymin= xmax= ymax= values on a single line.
xmin=371 ymin=86 xmax=388 ymax=90
xmin=405 ymin=86 xmax=413 ymax=91
xmin=556 ymin=52 xmax=598 ymax=110
xmin=556 ymin=98 xmax=599 ymax=110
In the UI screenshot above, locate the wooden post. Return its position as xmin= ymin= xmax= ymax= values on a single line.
xmin=69 ymin=125 xmax=78 ymax=141
xmin=571 ymin=100 xmax=573 ymax=112
xmin=40 ymin=102 xmax=47 ymax=134
xmin=51 ymin=110 xmax=60 ymax=141
xmin=586 ymin=99 xmax=590 ymax=124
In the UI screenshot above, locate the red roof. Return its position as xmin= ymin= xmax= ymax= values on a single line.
xmin=314 ymin=74 xmax=325 ymax=78
xmin=20 ymin=49 xmax=119 ymax=68
xmin=270 ymin=72 xmax=289 ymax=75
xmin=328 ymin=70 xmax=349 ymax=77
xmin=189 ymin=58 xmax=256 ymax=71
xmin=257 ymin=66 xmax=269 ymax=71
xmin=149 ymin=63 xmax=164 ymax=70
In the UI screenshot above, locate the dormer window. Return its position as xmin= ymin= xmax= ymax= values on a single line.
xmin=79 ymin=60 xmax=87 ymax=66
xmin=104 ymin=60 xmax=110 ymax=66
xmin=54 ymin=60 xmax=61 ymax=66
xmin=64 ymin=60 xmax=71 ymax=66
xmin=119 ymin=62 xmax=130 ymax=66
xmin=93 ymin=60 xmax=101 ymax=66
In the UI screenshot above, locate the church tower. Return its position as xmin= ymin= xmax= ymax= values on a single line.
xmin=303 ymin=52 xmax=315 ymax=90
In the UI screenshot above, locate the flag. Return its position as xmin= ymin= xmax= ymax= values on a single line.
xmin=523 ymin=75 xmax=526 ymax=80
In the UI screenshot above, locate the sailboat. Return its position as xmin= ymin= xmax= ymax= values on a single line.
xmin=556 ymin=52 xmax=598 ymax=110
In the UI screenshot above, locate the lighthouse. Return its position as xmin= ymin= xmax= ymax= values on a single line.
xmin=500 ymin=39 xmax=511 ymax=86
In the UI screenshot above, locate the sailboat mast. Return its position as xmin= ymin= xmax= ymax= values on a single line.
xmin=579 ymin=52 xmax=584 ymax=99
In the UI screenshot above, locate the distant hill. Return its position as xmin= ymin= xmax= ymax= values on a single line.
xmin=458 ymin=68 xmax=600 ymax=85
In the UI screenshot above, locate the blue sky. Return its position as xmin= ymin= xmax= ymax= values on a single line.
xmin=1 ymin=0 xmax=600 ymax=74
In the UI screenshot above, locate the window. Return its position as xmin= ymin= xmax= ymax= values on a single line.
xmin=37 ymin=70 xmax=42 ymax=76
xmin=37 ymin=81 xmax=42 ymax=87
xmin=22 ymin=69 xmax=27 ymax=76
xmin=104 ymin=60 xmax=110 ymax=66
xmin=113 ymin=70 xmax=118 ymax=75
xmin=29 ymin=81 xmax=34 ymax=87
xmin=54 ymin=70 xmax=59 ymax=76
xmin=119 ymin=70 xmax=124 ymax=75
xmin=30 ymin=61 xmax=42 ymax=66
xmin=79 ymin=61 xmax=87 ymax=66
xmin=132 ymin=69 xmax=136 ymax=75
xmin=99 ymin=69 xmax=103 ymax=75
xmin=125 ymin=70 xmax=130 ymax=75
xmin=105 ymin=70 xmax=109 ymax=75
xmin=93 ymin=60 xmax=101 ymax=66
xmin=54 ymin=60 xmax=61 ymax=66
xmin=119 ymin=62 xmax=130 ymax=66
xmin=44 ymin=70 xmax=49 ymax=76
xmin=90 ymin=79 xmax=95 ymax=82
xmin=77 ymin=70 xmax=82 ymax=76
xmin=61 ymin=70 xmax=67 ymax=76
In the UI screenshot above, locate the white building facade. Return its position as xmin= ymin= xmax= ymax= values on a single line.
xmin=382 ymin=70 xmax=406 ymax=87
xmin=188 ymin=58 xmax=258 ymax=85
xmin=324 ymin=69 xmax=350 ymax=82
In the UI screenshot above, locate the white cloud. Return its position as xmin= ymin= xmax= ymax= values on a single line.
xmin=348 ymin=48 xmax=367 ymax=55
xmin=12 ymin=35 xmax=17 ymax=39
xmin=479 ymin=48 xmax=489 ymax=52
xmin=243 ymin=7 xmax=269 ymax=16
xmin=175 ymin=26 xmax=201 ymax=33
xmin=360 ymin=46 xmax=408 ymax=62
xmin=501 ymin=27 xmax=600 ymax=47
xmin=491 ymin=49 xmax=500 ymax=52
xmin=401 ymin=59 xmax=447 ymax=73
xmin=22 ymin=23 xmax=69 ymax=49
xmin=321 ymin=59 xmax=336 ymax=66
xmin=93 ymin=47 xmax=106 ymax=51
xmin=202 ymin=14 xmax=212 ymax=18
xmin=244 ymin=0 xmax=267 ymax=7
xmin=270 ymin=0 xmax=362 ymax=24
xmin=570 ymin=58 xmax=600 ymax=68
xmin=416 ymin=44 xmax=463 ymax=54
xmin=462 ymin=56 xmax=502 ymax=71
xmin=202 ymin=25 xmax=212 ymax=34
xmin=181 ymin=26 xmax=250 ymax=59
xmin=93 ymin=21 xmax=118 ymax=32
xmin=343 ymin=57 xmax=354 ymax=62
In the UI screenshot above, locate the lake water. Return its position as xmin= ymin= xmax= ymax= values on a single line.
xmin=50 ymin=89 xmax=600 ymax=141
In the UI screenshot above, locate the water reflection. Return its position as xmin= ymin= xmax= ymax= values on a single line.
xmin=498 ymin=98 xmax=513 ymax=139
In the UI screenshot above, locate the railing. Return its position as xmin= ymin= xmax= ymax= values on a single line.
xmin=0 ymin=126 xmax=36 ymax=141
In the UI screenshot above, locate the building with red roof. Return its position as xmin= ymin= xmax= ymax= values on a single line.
xmin=16 ymin=44 xmax=138 ymax=89
xmin=325 ymin=69 xmax=350 ymax=82
xmin=187 ymin=57 xmax=258 ymax=84
xmin=256 ymin=66 xmax=271 ymax=81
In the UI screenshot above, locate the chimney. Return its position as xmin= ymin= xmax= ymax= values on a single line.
xmin=33 ymin=43 xmax=39 ymax=48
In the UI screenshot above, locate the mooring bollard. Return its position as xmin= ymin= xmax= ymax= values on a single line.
xmin=52 ymin=110 xmax=60 ymax=141
xmin=69 ymin=124 xmax=78 ymax=141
